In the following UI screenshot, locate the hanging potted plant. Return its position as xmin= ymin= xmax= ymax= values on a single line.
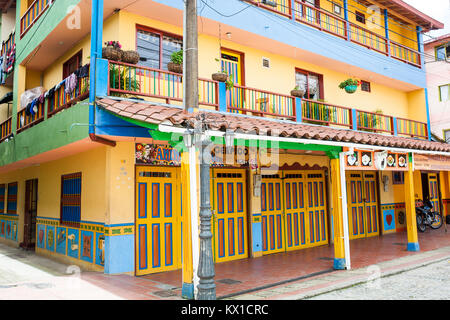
xmin=290 ymin=85 xmax=305 ymax=98
xmin=211 ymin=58 xmax=229 ymax=82
xmin=339 ymin=78 xmax=361 ymax=94
xmin=102 ymin=41 xmax=123 ymax=61
xmin=122 ymin=50 xmax=140 ymax=65
xmin=168 ymin=50 xmax=183 ymax=74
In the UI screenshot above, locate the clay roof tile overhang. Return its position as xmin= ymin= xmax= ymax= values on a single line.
xmin=96 ymin=98 xmax=450 ymax=154
xmin=358 ymin=0 xmax=444 ymax=32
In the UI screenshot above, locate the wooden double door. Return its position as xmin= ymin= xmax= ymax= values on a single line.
xmin=346 ymin=171 xmax=380 ymax=240
xmin=260 ymin=170 xmax=329 ymax=256
xmin=21 ymin=179 xmax=38 ymax=250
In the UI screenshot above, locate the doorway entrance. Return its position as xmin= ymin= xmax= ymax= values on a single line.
xmin=21 ymin=179 xmax=38 ymax=250
xmin=421 ymin=173 xmax=441 ymax=213
xmin=346 ymin=171 xmax=380 ymax=240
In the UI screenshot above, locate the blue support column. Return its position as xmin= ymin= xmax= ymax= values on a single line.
xmin=393 ymin=117 xmax=398 ymax=136
xmin=295 ymin=97 xmax=302 ymax=123
xmin=343 ymin=0 xmax=350 ymax=41
xmin=424 ymin=88 xmax=432 ymax=141
xmin=290 ymin=0 xmax=296 ymax=20
xmin=384 ymin=9 xmax=391 ymax=57
xmin=218 ymin=82 xmax=227 ymax=113
xmin=416 ymin=26 xmax=425 ymax=69
xmin=352 ymin=109 xmax=358 ymax=131
xmin=89 ymin=0 xmax=104 ymax=134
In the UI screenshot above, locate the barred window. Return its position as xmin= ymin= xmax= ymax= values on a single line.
xmin=6 ymin=182 xmax=17 ymax=214
xmin=0 ymin=184 xmax=5 ymax=213
xmin=60 ymin=173 xmax=82 ymax=227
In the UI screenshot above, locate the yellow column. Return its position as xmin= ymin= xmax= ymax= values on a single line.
xmin=330 ymin=158 xmax=346 ymax=269
xmin=405 ymin=154 xmax=420 ymax=251
xmin=181 ymin=151 xmax=194 ymax=299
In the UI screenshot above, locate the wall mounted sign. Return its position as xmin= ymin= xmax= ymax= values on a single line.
xmin=414 ymin=154 xmax=450 ymax=171
xmin=135 ymin=143 xmax=181 ymax=166
xmin=135 ymin=143 xmax=256 ymax=168
xmin=344 ymin=148 xmax=408 ymax=171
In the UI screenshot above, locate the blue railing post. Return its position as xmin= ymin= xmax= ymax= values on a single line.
xmin=393 ymin=116 xmax=398 ymax=136
xmin=384 ymin=9 xmax=391 ymax=57
xmin=96 ymin=59 xmax=109 ymax=97
xmin=295 ymin=97 xmax=302 ymax=123
xmin=343 ymin=0 xmax=351 ymax=41
xmin=352 ymin=108 xmax=358 ymax=131
xmin=416 ymin=26 xmax=425 ymax=69
xmin=290 ymin=0 xmax=296 ymax=20
xmin=424 ymin=88 xmax=432 ymax=141
xmin=218 ymin=82 xmax=227 ymax=113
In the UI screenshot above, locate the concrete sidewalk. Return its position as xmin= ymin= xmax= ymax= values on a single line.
xmin=227 ymin=245 xmax=450 ymax=300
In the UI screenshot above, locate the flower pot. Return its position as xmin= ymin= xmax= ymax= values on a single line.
xmin=168 ymin=62 xmax=183 ymax=74
xmin=290 ymin=89 xmax=305 ymax=98
xmin=212 ymin=72 xmax=228 ymax=82
xmin=344 ymin=85 xmax=358 ymax=94
xmin=122 ymin=50 xmax=140 ymax=64
xmin=102 ymin=46 xmax=123 ymax=61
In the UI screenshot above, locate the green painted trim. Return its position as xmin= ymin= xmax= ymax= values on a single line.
xmin=0 ymin=101 xmax=89 ymax=167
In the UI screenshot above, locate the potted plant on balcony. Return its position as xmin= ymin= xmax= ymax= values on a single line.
xmin=102 ymin=41 xmax=123 ymax=61
xmin=109 ymin=64 xmax=141 ymax=98
xmin=168 ymin=50 xmax=183 ymax=74
xmin=338 ymin=78 xmax=360 ymax=94
xmin=290 ymin=85 xmax=306 ymax=98
xmin=211 ymin=58 xmax=229 ymax=82
xmin=122 ymin=50 xmax=140 ymax=65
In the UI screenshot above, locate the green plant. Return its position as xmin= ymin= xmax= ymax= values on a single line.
xmin=109 ymin=65 xmax=141 ymax=97
xmin=225 ymin=74 xmax=234 ymax=91
xmin=105 ymin=41 xmax=122 ymax=49
xmin=338 ymin=78 xmax=361 ymax=90
xmin=170 ymin=50 xmax=183 ymax=65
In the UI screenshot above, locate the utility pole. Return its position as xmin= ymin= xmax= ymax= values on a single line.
xmin=184 ymin=0 xmax=216 ymax=300
xmin=185 ymin=0 xmax=199 ymax=112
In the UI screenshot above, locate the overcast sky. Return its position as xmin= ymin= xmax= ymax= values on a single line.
xmin=404 ymin=0 xmax=450 ymax=38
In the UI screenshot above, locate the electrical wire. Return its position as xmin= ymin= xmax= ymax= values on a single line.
xmin=200 ymin=0 xmax=254 ymax=17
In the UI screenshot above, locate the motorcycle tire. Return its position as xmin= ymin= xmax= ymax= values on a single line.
xmin=430 ymin=213 xmax=443 ymax=230
xmin=417 ymin=215 xmax=426 ymax=233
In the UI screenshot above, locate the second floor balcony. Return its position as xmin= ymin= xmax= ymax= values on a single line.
xmin=106 ymin=60 xmax=429 ymax=140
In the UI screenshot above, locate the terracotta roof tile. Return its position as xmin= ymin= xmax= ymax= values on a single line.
xmin=96 ymin=98 xmax=450 ymax=153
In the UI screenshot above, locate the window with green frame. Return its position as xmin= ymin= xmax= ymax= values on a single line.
xmin=436 ymin=44 xmax=450 ymax=61
xmin=439 ymin=84 xmax=450 ymax=102
xmin=444 ymin=129 xmax=450 ymax=143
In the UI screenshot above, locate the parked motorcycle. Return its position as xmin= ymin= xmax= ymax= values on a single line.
xmin=415 ymin=199 xmax=443 ymax=232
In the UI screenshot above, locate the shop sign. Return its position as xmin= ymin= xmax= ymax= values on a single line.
xmin=413 ymin=154 xmax=450 ymax=171
xmin=135 ymin=143 xmax=257 ymax=168
xmin=345 ymin=148 xmax=408 ymax=171
xmin=135 ymin=143 xmax=181 ymax=166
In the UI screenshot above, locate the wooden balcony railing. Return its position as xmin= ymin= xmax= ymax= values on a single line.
xmin=1 ymin=32 xmax=14 ymax=56
xmin=302 ymin=99 xmax=352 ymax=128
xmin=0 ymin=117 xmax=12 ymax=142
xmin=356 ymin=110 xmax=394 ymax=135
xmin=104 ymin=60 xmax=429 ymax=140
xmin=227 ymin=84 xmax=296 ymax=120
xmin=349 ymin=23 xmax=388 ymax=55
xmin=20 ymin=0 xmax=54 ymax=39
xmin=390 ymin=40 xmax=421 ymax=67
xmin=48 ymin=73 xmax=90 ymax=117
xmin=108 ymin=61 xmax=219 ymax=109
xmin=17 ymin=101 xmax=45 ymax=133
xmin=397 ymin=117 xmax=428 ymax=139
xmin=293 ymin=0 xmax=347 ymax=39
xmin=244 ymin=0 xmax=422 ymax=68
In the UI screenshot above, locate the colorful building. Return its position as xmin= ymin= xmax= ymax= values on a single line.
xmin=424 ymin=33 xmax=450 ymax=142
xmin=0 ymin=0 xmax=449 ymax=299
